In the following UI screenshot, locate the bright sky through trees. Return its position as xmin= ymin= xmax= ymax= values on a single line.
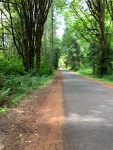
xmin=56 ymin=16 xmax=65 ymax=39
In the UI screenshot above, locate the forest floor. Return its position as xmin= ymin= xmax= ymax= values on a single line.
xmin=0 ymin=71 xmax=64 ymax=150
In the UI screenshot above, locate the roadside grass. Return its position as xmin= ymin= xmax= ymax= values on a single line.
xmin=0 ymin=107 xmax=8 ymax=117
xmin=0 ymin=73 xmax=54 ymax=116
xmin=0 ymin=74 xmax=54 ymax=107
xmin=76 ymin=68 xmax=113 ymax=86
xmin=0 ymin=57 xmax=55 ymax=116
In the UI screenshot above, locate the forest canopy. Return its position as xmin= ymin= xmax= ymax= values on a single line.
xmin=0 ymin=0 xmax=61 ymax=108
xmin=0 ymin=0 xmax=60 ymax=72
xmin=60 ymin=0 xmax=113 ymax=76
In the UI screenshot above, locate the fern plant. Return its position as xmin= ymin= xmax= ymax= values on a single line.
xmin=0 ymin=88 xmax=12 ymax=107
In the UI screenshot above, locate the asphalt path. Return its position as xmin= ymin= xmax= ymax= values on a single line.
xmin=62 ymin=70 xmax=113 ymax=150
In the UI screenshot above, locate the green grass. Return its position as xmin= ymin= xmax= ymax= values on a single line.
xmin=0 ymin=56 xmax=24 ymax=75
xmin=76 ymin=68 xmax=113 ymax=86
xmin=0 ymin=56 xmax=55 ymax=116
xmin=0 ymin=107 xmax=8 ymax=117
xmin=0 ymin=74 xmax=54 ymax=116
xmin=77 ymin=68 xmax=93 ymax=76
xmin=0 ymin=73 xmax=54 ymax=108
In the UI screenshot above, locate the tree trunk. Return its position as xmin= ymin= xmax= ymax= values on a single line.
xmin=98 ymin=0 xmax=110 ymax=76
xmin=36 ymin=33 xmax=42 ymax=72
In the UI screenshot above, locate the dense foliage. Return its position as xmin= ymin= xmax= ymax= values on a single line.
xmin=1 ymin=0 xmax=113 ymax=110
xmin=60 ymin=0 xmax=113 ymax=77
xmin=0 ymin=1 xmax=60 ymax=109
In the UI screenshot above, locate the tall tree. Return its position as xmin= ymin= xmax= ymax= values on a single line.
xmin=86 ymin=0 xmax=110 ymax=75
xmin=0 ymin=0 xmax=53 ymax=72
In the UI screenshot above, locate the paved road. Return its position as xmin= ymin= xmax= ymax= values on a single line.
xmin=62 ymin=70 xmax=113 ymax=150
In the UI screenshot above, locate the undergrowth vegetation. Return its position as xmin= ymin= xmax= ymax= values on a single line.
xmin=0 ymin=0 xmax=60 ymax=116
xmin=0 ymin=56 xmax=24 ymax=75
xmin=0 ymin=58 xmax=54 ymax=113
xmin=77 ymin=68 xmax=113 ymax=86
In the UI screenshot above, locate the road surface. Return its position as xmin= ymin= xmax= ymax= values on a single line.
xmin=62 ymin=70 xmax=113 ymax=150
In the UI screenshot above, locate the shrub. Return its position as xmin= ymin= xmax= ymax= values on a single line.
xmin=0 ymin=57 xmax=24 ymax=75
xmin=0 ymin=72 xmax=53 ymax=107
xmin=0 ymin=88 xmax=12 ymax=107
xmin=0 ymin=57 xmax=54 ymax=109
xmin=39 ymin=64 xmax=53 ymax=76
